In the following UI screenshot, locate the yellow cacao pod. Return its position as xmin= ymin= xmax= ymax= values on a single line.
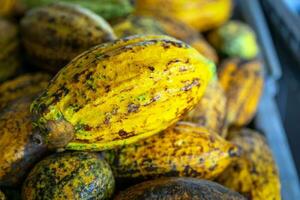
xmin=102 ymin=122 xmax=240 ymax=180
xmin=0 ymin=73 xmax=50 ymax=110
xmin=183 ymin=80 xmax=227 ymax=137
xmin=113 ymin=15 xmax=218 ymax=62
xmin=216 ymin=129 xmax=281 ymax=200
xmin=135 ymin=0 xmax=232 ymax=31
xmin=31 ymin=35 xmax=215 ymax=151
xmin=218 ymin=58 xmax=264 ymax=127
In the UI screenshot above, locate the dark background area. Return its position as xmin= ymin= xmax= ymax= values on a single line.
xmin=262 ymin=1 xmax=300 ymax=180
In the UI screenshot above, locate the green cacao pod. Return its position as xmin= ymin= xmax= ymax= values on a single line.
xmin=115 ymin=177 xmax=246 ymax=200
xmin=208 ymin=20 xmax=259 ymax=59
xmin=30 ymin=35 xmax=215 ymax=151
xmin=0 ymin=73 xmax=50 ymax=110
xmin=216 ymin=129 xmax=281 ymax=200
xmin=0 ymin=18 xmax=20 ymax=82
xmin=102 ymin=122 xmax=240 ymax=181
xmin=0 ymin=96 xmax=48 ymax=186
xmin=20 ymin=2 xmax=116 ymax=72
xmin=23 ymin=0 xmax=134 ymax=22
xmin=22 ymin=152 xmax=115 ymax=200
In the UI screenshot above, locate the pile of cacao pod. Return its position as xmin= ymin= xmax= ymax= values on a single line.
xmin=0 ymin=0 xmax=281 ymax=199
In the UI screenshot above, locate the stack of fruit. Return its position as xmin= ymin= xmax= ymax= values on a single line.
xmin=0 ymin=0 xmax=281 ymax=199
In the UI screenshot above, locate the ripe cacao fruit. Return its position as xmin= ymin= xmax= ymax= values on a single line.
xmin=218 ymin=58 xmax=264 ymax=127
xmin=216 ymin=129 xmax=281 ymax=200
xmin=102 ymin=122 xmax=240 ymax=180
xmin=30 ymin=35 xmax=215 ymax=151
xmin=22 ymin=152 xmax=115 ymax=200
xmin=183 ymin=80 xmax=227 ymax=137
xmin=0 ymin=73 xmax=50 ymax=110
xmin=113 ymin=15 xmax=218 ymax=63
xmin=20 ymin=2 xmax=116 ymax=72
xmin=0 ymin=96 xmax=48 ymax=186
xmin=135 ymin=0 xmax=233 ymax=31
xmin=115 ymin=177 xmax=246 ymax=200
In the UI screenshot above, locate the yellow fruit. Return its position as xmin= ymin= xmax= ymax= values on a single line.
xmin=113 ymin=15 xmax=218 ymax=62
xmin=0 ymin=73 xmax=50 ymax=110
xmin=102 ymin=122 xmax=240 ymax=180
xmin=135 ymin=0 xmax=233 ymax=31
xmin=0 ymin=96 xmax=48 ymax=186
xmin=30 ymin=35 xmax=215 ymax=151
xmin=216 ymin=129 xmax=281 ymax=200
xmin=20 ymin=2 xmax=116 ymax=72
xmin=183 ymin=80 xmax=227 ymax=137
xmin=218 ymin=58 xmax=264 ymax=127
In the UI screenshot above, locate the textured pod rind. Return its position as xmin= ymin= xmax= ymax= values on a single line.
xmin=115 ymin=177 xmax=246 ymax=200
xmin=23 ymin=0 xmax=134 ymax=21
xmin=22 ymin=152 xmax=115 ymax=200
xmin=216 ymin=129 xmax=281 ymax=200
xmin=0 ymin=18 xmax=20 ymax=82
xmin=113 ymin=15 xmax=218 ymax=63
xmin=0 ymin=73 xmax=50 ymax=110
xmin=208 ymin=20 xmax=259 ymax=59
xmin=135 ymin=0 xmax=232 ymax=31
xmin=183 ymin=80 xmax=227 ymax=137
xmin=20 ymin=2 xmax=116 ymax=72
xmin=102 ymin=122 xmax=240 ymax=180
xmin=31 ymin=35 xmax=215 ymax=151
xmin=0 ymin=96 xmax=48 ymax=186
xmin=218 ymin=58 xmax=264 ymax=127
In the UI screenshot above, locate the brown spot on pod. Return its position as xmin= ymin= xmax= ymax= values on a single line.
xmin=128 ymin=103 xmax=140 ymax=113
xmin=181 ymin=79 xmax=200 ymax=91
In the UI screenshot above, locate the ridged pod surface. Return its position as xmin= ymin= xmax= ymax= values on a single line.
xmin=20 ymin=2 xmax=116 ymax=72
xmin=135 ymin=0 xmax=232 ymax=31
xmin=115 ymin=177 xmax=246 ymax=200
xmin=102 ymin=122 xmax=240 ymax=180
xmin=0 ymin=73 xmax=50 ymax=110
xmin=113 ymin=15 xmax=218 ymax=63
xmin=0 ymin=96 xmax=48 ymax=186
xmin=23 ymin=0 xmax=134 ymax=21
xmin=208 ymin=21 xmax=259 ymax=59
xmin=216 ymin=129 xmax=281 ymax=200
xmin=22 ymin=152 xmax=115 ymax=200
xmin=0 ymin=18 xmax=20 ymax=82
xmin=218 ymin=58 xmax=264 ymax=127
xmin=31 ymin=35 xmax=215 ymax=151
xmin=183 ymin=80 xmax=227 ymax=137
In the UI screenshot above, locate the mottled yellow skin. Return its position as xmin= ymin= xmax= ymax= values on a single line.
xmin=31 ymin=35 xmax=215 ymax=151
xmin=21 ymin=2 xmax=116 ymax=72
xmin=0 ymin=73 xmax=50 ymax=110
xmin=0 ymin=96 xmax=48 ymax=186
xmin=218 ymin=59 xmax=264 ymax=127
xmin=103 ymin=122 xmax=240 ymax=180
xmin=113 ymin=15 xmax=218 ymax=63
xmin=156 ymin=16 xmax=218 ymax=63
xmin=135 ymin=0 xmax=232 ymax=31
xmin=115 ymin=178 xmax=246 ymax=200
xmin=22 ymin=152 xmax=115 ymax=200
xmin=216 ymin=129 xmax=281 ymax=200
xmin=183 ymin=80 xmax=227 ymax=137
